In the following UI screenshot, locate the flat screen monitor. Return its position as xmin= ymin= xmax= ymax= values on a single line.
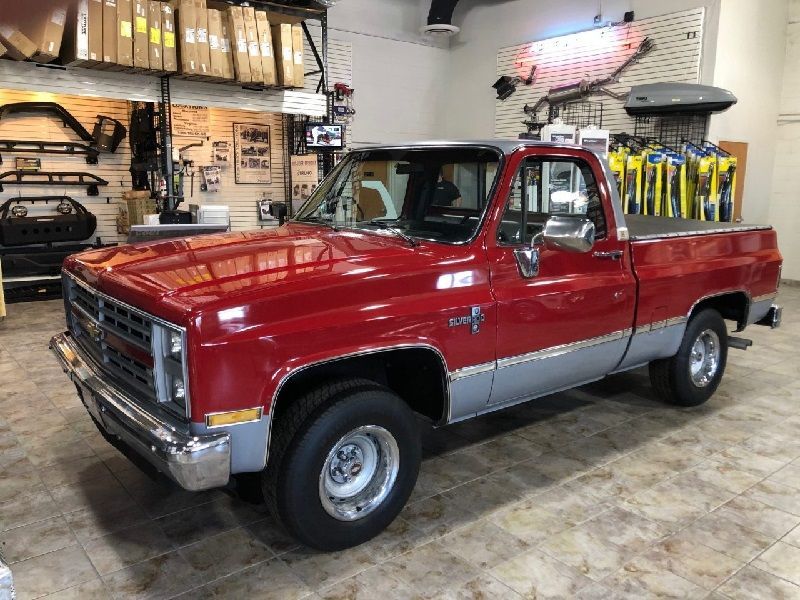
xmin=306 ymin=123 xmax=344 ymax=149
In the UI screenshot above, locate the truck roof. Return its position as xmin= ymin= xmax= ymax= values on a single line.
xmin=355 ymin=139 xmax=586 ymax=156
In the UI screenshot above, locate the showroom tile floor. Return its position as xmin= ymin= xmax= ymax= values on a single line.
xmin=0 ymin=288 xmax=799 ymax=599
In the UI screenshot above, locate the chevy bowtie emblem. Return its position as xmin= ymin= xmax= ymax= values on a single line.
xmin=448 ymin=306 xmax=485 ymax=334
xmin=83 ymin=319 xmax=103 ymax=342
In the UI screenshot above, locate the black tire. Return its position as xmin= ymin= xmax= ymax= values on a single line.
xmin=262 ymin=378 xmax=421 ymax=551
xmin=649 ymin=308 xmax=728 ymax=407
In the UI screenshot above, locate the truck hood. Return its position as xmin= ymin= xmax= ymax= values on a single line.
xmin=65 ymin=223 xmax=424 ymax=322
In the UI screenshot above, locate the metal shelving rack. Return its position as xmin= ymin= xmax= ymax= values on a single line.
xmin=153 ymin=1 xmax=332 ymax=215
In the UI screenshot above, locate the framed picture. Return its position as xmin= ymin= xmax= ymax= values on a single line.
xmin=233 ymin=123 xmax=272 ymax=184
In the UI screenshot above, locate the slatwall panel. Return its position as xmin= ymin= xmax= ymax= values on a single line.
xmin=327 ymin=40 xmax=353 ymax=87
xmin=495 ymin=8 xmax=705 ymax=139
xmin=175 ymin=108 xmax=284 ymax=231
xmin=0 ymin=89 xmax=131 ymax=245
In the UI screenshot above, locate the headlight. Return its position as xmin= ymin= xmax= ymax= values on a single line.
xmin=152 ymin=323 xmax=189 ymax=417
xmin=172 ymin=377 xmax=186 ymax=403
xmin=169 ymin=330 xmax=183 ymax=360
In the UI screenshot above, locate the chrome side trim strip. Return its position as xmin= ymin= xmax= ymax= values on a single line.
xmin=633 ymin=316 xmax=689 ymax=335
xmin=751 ymin=294 xmax=776 ymax=304
xmin=496 ymin=329 xmax=632 ymax=370
xmin=449 ymin=362 xmax=496 ymax=381
xmin=631 ymin=225 xmax=772 ymax=241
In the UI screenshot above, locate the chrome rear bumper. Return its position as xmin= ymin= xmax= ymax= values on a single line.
xmin=756 ymin=304 xmax=782 ymax=329
xmin=49 ymin=332 xmax=230 ymax=491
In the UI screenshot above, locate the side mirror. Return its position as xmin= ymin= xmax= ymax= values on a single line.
xmin=541 ymin=215 xmax=595 ymax=253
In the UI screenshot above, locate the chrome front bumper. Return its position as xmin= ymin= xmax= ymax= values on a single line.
xmin=49 ymin=332 xmax=231 ymax=491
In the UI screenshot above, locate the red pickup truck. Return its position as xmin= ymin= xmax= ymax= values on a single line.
xmin=51 ymin=140 xmax=783 ymax=550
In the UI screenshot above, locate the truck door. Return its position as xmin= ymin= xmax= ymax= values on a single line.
xmin=486 ymin=149 xmax=636 ymax=405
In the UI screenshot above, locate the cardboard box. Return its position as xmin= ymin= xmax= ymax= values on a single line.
xmin=147 ymin=0 xmax=162 ymax=70
xmin=161 ymin=1 xmax=177 ymax=72
xmin=62 ymin=0 xmax=103 ymax=66
xmin=291 ymin=23 xmax=304 ymax=89
xmin=226 ymin=6 xmax=250 ymax=83
xmin=117 ymin=0 xmax=133 ymax=67
xmin=220 ymin=18 xmax=234 ymax=80
xmin=242 ymin=7 xmax=262 ymax=83
xmin=207 ymin=9 xmax=224 ymax=78
xmin=0 ymin=26 xmax=37 ymax=61
xmin=271 ymin=22 xmax=293 ymax=87
xmin=133 ymin=0 xmax=148 ymax=68
xmin=0 ymin=40 xmax=6 ymax=58
xmin=102 ymin=0 xmax=117 ymax=64
xmin=254 ymin=11 xmax=276 ymax=86
xmin=18 ymin=3 xmax=68 ymax=63
xmin=194 ymin=0 xmax=210 ymax=75
xmin=176 ymin=0 xmax=196 ymax=74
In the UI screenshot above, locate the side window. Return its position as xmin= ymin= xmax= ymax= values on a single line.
xmin=496 ymin=157 xmax=607 ymax=245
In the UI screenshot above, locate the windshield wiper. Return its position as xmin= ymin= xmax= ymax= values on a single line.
xmin=295 ymin=215 xmax=339 ymax=231
xmin=367 ymin=219 xmax=419 ymax=247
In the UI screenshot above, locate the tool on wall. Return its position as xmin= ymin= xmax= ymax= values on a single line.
xmin=493 ymin=65 xmax=537 ymax=101
xmin=523 ymin=37 xmax=655 ymax=125
xmin=332 ymin=83 xmax=356 ymax=124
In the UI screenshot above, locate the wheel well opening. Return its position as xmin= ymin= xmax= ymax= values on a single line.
xmin=692 ymin=292 xmax=749 ymax=329
xmin=272 ymin=348 xmax=448 ymax=425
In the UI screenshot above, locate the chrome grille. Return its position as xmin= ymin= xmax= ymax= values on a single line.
xmin=66 ymin=277 xmax=158 ymax=403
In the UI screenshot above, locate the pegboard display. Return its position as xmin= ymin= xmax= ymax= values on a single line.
xmin=495 ymin=8 xmax=706 ymax=139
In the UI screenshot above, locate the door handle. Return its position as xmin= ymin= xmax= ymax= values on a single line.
xmin=514 ymin=247 xmax=540 ymax=279
xmin=593 ymin=250 xmax=623 ymax=260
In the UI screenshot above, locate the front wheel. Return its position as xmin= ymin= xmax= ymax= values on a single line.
xmin=263 ymin=379 xmax=421 ymax=551
xmin=649 ymin=308 xmax=728 ymax=406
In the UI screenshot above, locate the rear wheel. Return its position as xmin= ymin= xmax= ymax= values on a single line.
xmin=263 ymin=378 xmax=420 ymax=551
xmin=649 ymin=308 xmax=728 ymax=407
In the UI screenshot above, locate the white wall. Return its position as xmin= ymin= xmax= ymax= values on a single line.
xmin=326 ymin=0 xmax=451 ymax=145
xmin=707 ymin=0 xmax=788 ymax=225
xmin=769 ymin=0 xmax=800 ymax=280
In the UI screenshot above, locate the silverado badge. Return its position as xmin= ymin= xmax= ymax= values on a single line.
xmin=448 ymin=306 xmax=485 ymax=334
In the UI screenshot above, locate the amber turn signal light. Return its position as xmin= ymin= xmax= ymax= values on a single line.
xmin=205 ymin=407 xmax=263 ymax=428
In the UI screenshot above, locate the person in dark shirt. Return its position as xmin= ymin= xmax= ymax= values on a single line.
xmin=432 ymin=172 xmax=462 ymax=207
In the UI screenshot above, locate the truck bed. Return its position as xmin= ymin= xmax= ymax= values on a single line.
xmin=626 ymin=214 xmax=772 ymax=240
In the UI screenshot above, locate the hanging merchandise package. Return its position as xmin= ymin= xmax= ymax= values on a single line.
xmin=694 ymin=155 xmax=715 ymax=221
xmin=202 ymin=166 xmax=221 ymax=192
xmin=643 ymin=152 xmax=663 ymax=216
xmin=608 ymin=149 xmax=626 ymax=200
xmin=624 ymin=154 xmax=642 ymax=215
xmin=717 ymin=156 xmax=737 ymax=222
xmin=665 ymin=154 xmax=687 ymax=219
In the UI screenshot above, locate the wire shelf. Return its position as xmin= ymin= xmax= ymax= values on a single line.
xmin=633 ymin=113 xmax=709 ymax=147
xmin=549 ymin=101 xmax=604 ymax=129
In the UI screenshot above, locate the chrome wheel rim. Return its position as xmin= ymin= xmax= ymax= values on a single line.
xmin=319 ymin=425 xmax=399 ymax=521
xmin=689 ymin=329 xmax=721 ymax=387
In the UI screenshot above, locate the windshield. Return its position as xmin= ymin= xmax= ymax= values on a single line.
xmin=294 ymin=147 xmax=501 ymax=244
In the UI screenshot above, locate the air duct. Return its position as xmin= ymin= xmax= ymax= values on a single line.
xmin=421 ymin=0 xmax=461 ymax=37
